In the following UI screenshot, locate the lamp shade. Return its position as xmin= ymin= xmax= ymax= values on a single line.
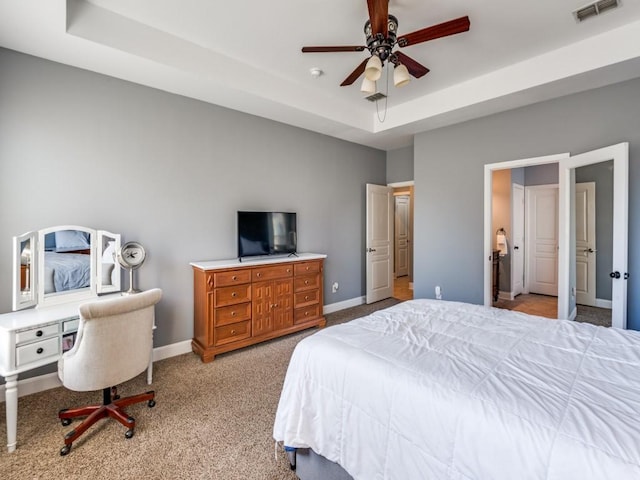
xmin=364 ymin=55 xmax=382 ymax=81
xmin=393 ymin=63 xmax=411 ymax=87
xmin=360 ymin=77 xmax=376 ymax=94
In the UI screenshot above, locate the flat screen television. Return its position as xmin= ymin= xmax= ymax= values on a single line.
xmin=237 ymin=211 xmax=297 ymax=260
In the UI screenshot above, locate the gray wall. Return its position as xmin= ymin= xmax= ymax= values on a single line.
xmin=414 ymin=76 xmax=640 ymax=330
xmin=0 ymin=49 xmax=386 ymax=352
xmin=386 ymin=145 xmax=414 ymax=183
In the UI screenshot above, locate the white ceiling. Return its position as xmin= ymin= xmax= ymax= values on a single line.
xmin=2 ymin=0 xmax=640 ymax=150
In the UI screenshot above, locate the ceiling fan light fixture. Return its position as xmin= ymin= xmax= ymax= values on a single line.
xmin=364 ymin=55 xmax=383 ymax=81
xmin=360 ymin=77 xmax=377 ymax=94
xmin=393 ymin=63 xmax=411 ymax=87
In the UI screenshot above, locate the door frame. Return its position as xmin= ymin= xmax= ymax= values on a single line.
xmin=484 ymin=153 xmax=570 ymax=311
xmin=511 ymin=183 xmax=525 ymax=298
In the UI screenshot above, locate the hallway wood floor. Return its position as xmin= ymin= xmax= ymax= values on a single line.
xmin=393 ymin=275 xmax=413 ymax=301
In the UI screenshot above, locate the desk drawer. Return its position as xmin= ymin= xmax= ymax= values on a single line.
xmin=214 ymin=270 xmax=251 ymax=287
xmin=214 ymin=320 xmax=251 ymax=346
xmin=294 ymin=273 xmax=320 ymax=292
xmin=16 ymin=324 xmax=59 ymax=344
xmin=294 ymin=289 xmax=319 ymax=307
xmin=215 ymin=302 xmax=251 ymax=327
xmin=252 ymin=265 xmax=293 ymax=282
xmin=214 ymin=284 xmax=251 ymax=307
xmin=16 ymin=337 xmax=60 ymax=367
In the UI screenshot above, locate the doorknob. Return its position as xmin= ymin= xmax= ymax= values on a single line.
xmin=367 ymin=248 xmax=377 ymax=253
xmin=610 ymin=271 xmax=621 ymax=279
xmin=584 ymin=248 xmax=597 ymax=253
xmin=513 ymin=245 xmax=519 ymax=250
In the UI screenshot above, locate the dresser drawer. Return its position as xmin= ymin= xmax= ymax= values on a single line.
xmin=214 ymin=270 xmax=251 ymax=287
xmin=15 ymin=323 xmax=59 ymax=344
xmin=214 ymin=320 xmax=251 ymax=346
xmin=16 ymin=337 xmax=60 ymax=367
xmin=294 ymin=261 xmax=321 ymax=275
xmin=294 ymin=305 xmax=321 ymax=324
xmin=294 ymin=273 xmax=320 ymax=292
xmin=215 ymin=302 xmax=251 ymax=327
xmin=252 ymin=265 xmax=293 ymax=282
xmin=294 ymin=289 xmax=319 ymax=307
xmin=215 ymin=284 xmax=251 ymax=307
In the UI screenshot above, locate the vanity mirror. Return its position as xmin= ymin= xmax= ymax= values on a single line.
xmin=12 ymin=225 xmax=122 ymax=311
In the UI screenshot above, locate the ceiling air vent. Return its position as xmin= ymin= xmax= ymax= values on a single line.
xmin=573 ymin=0 xmax=620 ymax=22
xmin=365 ymin=92 xmax=387 ymax=102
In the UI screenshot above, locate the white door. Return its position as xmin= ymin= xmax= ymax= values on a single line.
xmin=366 ymin=184 xmax=393 ymax=303
xmin=575 ymin=182 xmax=596 ymax=306
xmin=558 ymin=143 xmax=628 ymax=329
xmin=394 ymin=195 xmax=410 ymax=277
xmin=526 ymin=185 xmax=559 ymax=296
xmin=511 ymin=183 xmax=525 ymax=297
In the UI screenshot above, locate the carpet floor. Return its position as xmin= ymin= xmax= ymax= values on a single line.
xmin=0 ymin=298 xmax=400 ymax=480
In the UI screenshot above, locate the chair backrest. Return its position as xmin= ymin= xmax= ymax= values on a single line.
xmin=59 ymin=288 xmax=162 ymax=392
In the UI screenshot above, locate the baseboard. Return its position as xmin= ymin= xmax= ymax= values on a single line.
xmin=152 ymin=339 xmax=193 ymax=362
xmin=595 ymin=299 xmax=613 ymax=309
xmin=498 ymin=291 xmax=514 ymax=301
xmin=1 ymin=297 xmax=369 ymax=403
xmin=323 ymin=296 xmax=365 ymax=315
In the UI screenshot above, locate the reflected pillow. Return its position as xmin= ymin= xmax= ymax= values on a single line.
xmin=55 ymin=230 xmax=90 ymax=251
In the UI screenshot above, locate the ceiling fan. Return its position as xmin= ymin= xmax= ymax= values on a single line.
xmin=301 ymin=0 xmax=470 ymax=91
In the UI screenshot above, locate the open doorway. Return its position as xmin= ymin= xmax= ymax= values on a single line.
xmin=484 ymin=144 xmax=628 ymax=329
xmin=391 ymin=182 xmax=414 ymax=301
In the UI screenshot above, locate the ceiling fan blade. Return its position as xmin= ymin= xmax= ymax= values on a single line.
xmin=367 ymin=0 xmax=388 ymax=37
xmin=394 ymin=52 xmax=429 ymax=78
xmin=397 ymin=16 xmax=470 ymax=48
xmin=340 ymin=58 xmax=369 ymax=86
xmin=302 ymin=46 xmax=366 ymax=53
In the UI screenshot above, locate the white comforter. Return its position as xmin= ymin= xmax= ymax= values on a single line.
xmin=273 ymin=299 xmax=640 ymax=480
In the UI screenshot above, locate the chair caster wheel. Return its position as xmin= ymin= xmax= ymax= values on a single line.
xmin=61 ymin=418 xmax=71 ymax=426
xmin=60 ymin=444 xmax=71 ymax=456
xmin=148 ymin=399 xmax=156 ymax=408
xmin=125 ymin=429 xmax=135 ymax=439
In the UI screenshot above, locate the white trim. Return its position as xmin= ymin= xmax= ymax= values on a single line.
xmin=595 ymin=299 xmax=613 ymax=309
xmin=484 ymin=153 xmax=570 ymax=310
xmin=323 ymin=296 xmax=365 ymax=314
xmin=152 ymin=339 xmax=192 ymax=362
xmin=387 ymin=180 xmax=415 ymax=188
xmin=498 ymin=291 xmax=515 ymax=301
xmin=569 ymin=306 xmax=577 ymax=321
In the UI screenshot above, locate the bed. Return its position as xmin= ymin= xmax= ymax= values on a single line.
xmin=273 ymin=299 xmax=640 ymax=479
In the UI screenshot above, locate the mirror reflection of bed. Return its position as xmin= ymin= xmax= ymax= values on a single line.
xmin=44 ymin=230 xmax=92 ymax=295
xmin=12 ymin=225 xmax=122 ymax=311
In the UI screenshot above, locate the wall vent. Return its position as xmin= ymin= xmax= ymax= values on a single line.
xmin=365 ymin=92 xmax=387 ymax=102
xmin=573 ymin=0 xmax=620 ymax=22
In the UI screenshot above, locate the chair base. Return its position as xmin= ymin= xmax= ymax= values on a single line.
xmin=58 ymin=387 xmax=156 ymax=455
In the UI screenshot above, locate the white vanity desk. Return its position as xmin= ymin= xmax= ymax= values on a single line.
xmin=0 ymin=293 xmax=155 ymax=452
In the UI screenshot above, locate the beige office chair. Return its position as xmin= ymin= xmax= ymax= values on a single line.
xmin=57 ymin=288 xmax=162 ymax=456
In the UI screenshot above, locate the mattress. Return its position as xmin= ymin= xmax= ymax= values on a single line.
xmin=273 ymin=299 xmax=640 ymax=479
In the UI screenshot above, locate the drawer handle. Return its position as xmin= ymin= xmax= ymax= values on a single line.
xmin=232 ymin=275 xmax=237 ymax=281
xmin=306 ymin=266 xmax=310 ymax=271
xmin=36 ymin=330 xmax=43 ymax=337
xmin=232 ymin=292 xmax=237 ymax=297
xmin=304 ymin=280 xmax=309 ymax=285
xmin=37 ymin=347 xmax=44 ymax=354
xmin=305 ymin=311 xmax=309 ymax=316
xmin=305 ymin=295 xmax=309 ymax=300
xmin=231 ymin=329 xmax=236 ymax=335
xmin=231 ymin=311 xmax=236 ymax=316
xmin=256 ymin=273 xmax=262 ymax=277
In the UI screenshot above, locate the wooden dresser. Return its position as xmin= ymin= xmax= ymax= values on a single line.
xmin=190 ymin=254 xmax=326 ymax=362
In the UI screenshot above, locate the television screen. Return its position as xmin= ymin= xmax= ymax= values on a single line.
xmin=237 ymin=211 xmax=297 ymax=259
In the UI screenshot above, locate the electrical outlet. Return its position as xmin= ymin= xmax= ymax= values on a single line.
xmin=435 ymin=285 xmax=442 ymax=300
xmin=332 ymin=282 xmax=339 ymax=293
